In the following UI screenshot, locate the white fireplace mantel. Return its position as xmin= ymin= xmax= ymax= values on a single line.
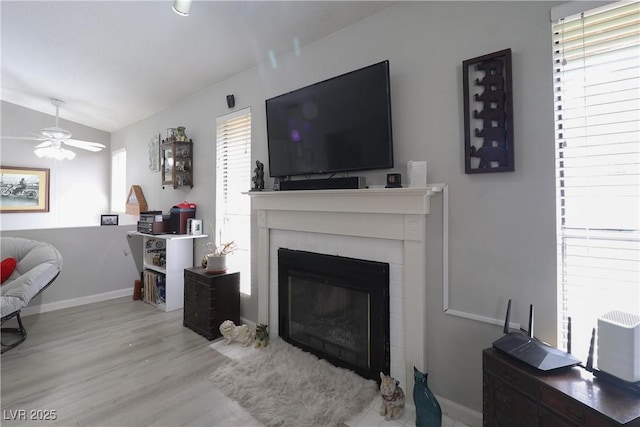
xmin=249 ymin=185 xmax=444 ymax=391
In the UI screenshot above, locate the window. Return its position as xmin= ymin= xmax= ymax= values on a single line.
xmin=552 ymin=1 xmax=639 ymax=363
xmin=111 ymin=148 xmax=127 ymax=212
xmin=216 ymin=108 xmax=252 ymax=295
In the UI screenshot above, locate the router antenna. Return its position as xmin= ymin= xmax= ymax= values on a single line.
xmin=528 ymin=304 xmax=534 ymax=338
xmin=585 ymin=327 xmax=596 ymax=372
xmin=567 ymin=316 xmax=572 ymax=354
xmin=503 ymin=299 xmax=512 ymax=334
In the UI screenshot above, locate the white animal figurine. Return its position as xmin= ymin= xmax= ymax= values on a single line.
xmin=219 ymin=320 xmax=254 ymax=346
xmin=380 ymin=372 xmax=405 ymax=421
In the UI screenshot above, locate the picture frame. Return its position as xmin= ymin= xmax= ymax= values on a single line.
xmin=0 ymin=166 xmax=50 ymax=213
xmin=463 ymin=48 xmax=515 ymax=174
xmin=148 ymin=133 xmax=161 ymax=172
xmin=100 ymin=214 xmax=119 ymax=226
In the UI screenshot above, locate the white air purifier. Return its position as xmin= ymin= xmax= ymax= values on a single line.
xmin=597 ymin=311 xmax=640 ymax=383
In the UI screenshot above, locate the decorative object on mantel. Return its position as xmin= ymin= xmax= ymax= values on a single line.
xmin=413 ymin=367 xmax=442 ymax=427
xmin=407 ymin=161 xmax=427 ymax=188
xmin=125 ymin=185 xmax=148 ymax=215
xmin=254 ymin=323 xmax=269 ymax=348
xmin=379 ymin=372 xmax=405 ymax=421
xmin=385 ymin=173 xmax=402 ymax=188
xmin=251 ymin=160 xmax=265 ymax=191
xmin=219 ymin=320 xmax=254 ymax=346
xmin=463 ymin=48 xmax=514 ymax=173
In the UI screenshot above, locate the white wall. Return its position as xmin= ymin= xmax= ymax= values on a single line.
xmin=0 ymin=101 xmax=111 ymax=230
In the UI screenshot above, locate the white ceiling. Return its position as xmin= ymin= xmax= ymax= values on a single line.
xmin=1 ymin=1 xmax=391 ymax=133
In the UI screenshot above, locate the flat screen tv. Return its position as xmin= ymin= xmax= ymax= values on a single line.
xmin=266 ymin=60 xmax=393 ymax=178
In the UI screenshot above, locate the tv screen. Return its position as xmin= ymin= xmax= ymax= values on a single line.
xmin=266 ymin=60 xmax=393 ymax=178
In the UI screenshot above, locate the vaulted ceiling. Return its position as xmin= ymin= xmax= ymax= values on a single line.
xmin=1 ymin=1 xmax=391 ymax=132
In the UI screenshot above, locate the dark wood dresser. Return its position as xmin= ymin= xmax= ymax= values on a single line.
xmin=483 ymin=348 xmax=640 ymax=426
xmin=183 ymin=267 xmax=240 ymax=340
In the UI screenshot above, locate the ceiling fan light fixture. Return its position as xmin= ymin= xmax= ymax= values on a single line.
xmin=172 ymin=0 xmax=191 ymax=16
xmin=34 ymin=145 xmax=76 ymax=160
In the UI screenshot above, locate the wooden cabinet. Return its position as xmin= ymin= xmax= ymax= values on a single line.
xmin=483 ymin=348 xmax=640 ymax=427
xmin=183 ymin=268 xmax=240 ymax=340
xmin=161 ymin=139 xmax=193 ymax=189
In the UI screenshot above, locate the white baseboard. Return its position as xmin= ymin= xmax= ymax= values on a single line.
xmin=21 ymin=288 xmax=133 ymax=317
xmin=437 ymin=394 xmax=482 ymax=427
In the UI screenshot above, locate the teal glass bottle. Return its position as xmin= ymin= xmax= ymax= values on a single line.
xmin=413 ymin=366 xmax=442 ymax=427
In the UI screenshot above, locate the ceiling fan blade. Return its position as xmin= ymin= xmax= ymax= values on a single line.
xmin=34 ymin=141 xmax=53 ymax=149
xmin=64 ymin=138 xmax=106 ymax=152
xmin=1 ymin=135 xmax=46 ymax=141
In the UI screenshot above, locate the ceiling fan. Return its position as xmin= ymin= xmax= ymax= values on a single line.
xmin=2 ymin=98 xmax=106 ymax=160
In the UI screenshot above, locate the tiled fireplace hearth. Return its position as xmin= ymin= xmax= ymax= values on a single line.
xmin=249 ymin=186 xmax=444 ymax=393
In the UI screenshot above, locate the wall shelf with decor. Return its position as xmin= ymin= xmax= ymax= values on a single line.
xmin=161 ymin=139 xmax=193 ymax=189
xmin=128 ymin=231 xmax=207 ymax=312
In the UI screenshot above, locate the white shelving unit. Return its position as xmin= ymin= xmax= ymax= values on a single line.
xmin=129 ymin=232 xmax=207 ymax=312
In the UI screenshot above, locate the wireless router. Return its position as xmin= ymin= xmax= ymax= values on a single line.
xmin=493 ymin=299 xmax=581 ymax=371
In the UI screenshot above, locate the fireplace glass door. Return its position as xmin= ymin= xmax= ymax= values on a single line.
xmin=278 ymin=248 xmax=389 ymax=381
xmin=288 ymin=273 xmax=371 ymax=370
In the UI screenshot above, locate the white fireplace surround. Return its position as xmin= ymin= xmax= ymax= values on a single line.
xmin=249 ymin=185 xmax=444 ymax=392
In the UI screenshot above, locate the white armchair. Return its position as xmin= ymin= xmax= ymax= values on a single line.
xmin=1 ymin=237 xmax=63 ymax=353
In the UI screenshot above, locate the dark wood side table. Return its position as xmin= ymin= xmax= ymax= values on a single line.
xmin=183 ymin=267 xmax=240 ymax=340
xmin=483 ymin=347 xmax=640 ymax=426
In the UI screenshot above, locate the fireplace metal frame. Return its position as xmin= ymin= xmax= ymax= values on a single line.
xmin=278 ymin=248 xmax=390 ymax=381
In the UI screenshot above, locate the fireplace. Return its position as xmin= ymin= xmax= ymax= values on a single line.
xmin=278 ymin=248 xmax=390 ymax=381
xmin=250 ymin=186 xmax=444 ymax=393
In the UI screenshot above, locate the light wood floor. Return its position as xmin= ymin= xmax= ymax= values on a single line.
xmin=1 ymin=297 xmax=263 ymax=427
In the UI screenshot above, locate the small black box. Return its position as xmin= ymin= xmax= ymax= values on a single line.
xmin=169 ymin=208 xmax=196 ymax=234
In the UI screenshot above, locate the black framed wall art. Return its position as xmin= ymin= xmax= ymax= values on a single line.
xmin=463 ymin=48 xmax=514 ymax=174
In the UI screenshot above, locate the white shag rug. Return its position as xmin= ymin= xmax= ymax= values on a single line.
xmin=210 ymin=339 xmax=379 ymax=427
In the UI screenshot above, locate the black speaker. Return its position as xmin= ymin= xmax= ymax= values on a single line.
xmin=226 ymin=95 xmax=235 ymax=108
xmin=279 ymin=176 xmax=366 ymax=191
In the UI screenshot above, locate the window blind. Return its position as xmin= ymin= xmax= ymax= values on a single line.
xmin=216 ymin=108 xmax=252 ymax=295
xmin=552 ymin=1 xmax=640 ymax=364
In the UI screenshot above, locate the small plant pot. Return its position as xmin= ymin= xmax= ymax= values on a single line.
xmin=205 ymin=254 xmax=227 ymax=274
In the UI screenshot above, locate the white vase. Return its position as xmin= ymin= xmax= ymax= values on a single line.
xmin=205 ymin=254 xmax=227 ymax=274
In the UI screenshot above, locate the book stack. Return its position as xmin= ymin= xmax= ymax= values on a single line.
xmin=142 ymin=270 xmax=166 ymax=305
